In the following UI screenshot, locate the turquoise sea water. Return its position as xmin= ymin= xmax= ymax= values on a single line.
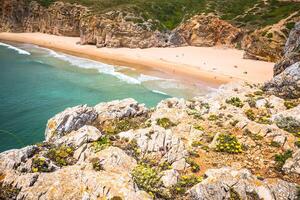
xmin=0 ymin=42 xmax=212 ymax=152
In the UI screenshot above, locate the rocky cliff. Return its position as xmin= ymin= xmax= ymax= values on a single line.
xmin=1 ymin=82 xmax=300 ymax=200
xmin=1 ymin=0 xmax=300 ymax=61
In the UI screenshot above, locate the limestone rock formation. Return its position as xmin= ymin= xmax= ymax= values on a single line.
xmin=264 ymin=62 xmax=300 ymax=99
xmin=188 ymin=167 xmax=299 ymax=200
xmin=283 ymin=149 xmax=300 ymax=175
xmin=94 ymin=98 xmax=148 ymax=122
xmin=274 ymin=22 xmax=300 ymax=76
xmin=45 ymin=105 xmax=98 ymax=142
xmin=175 ymin=14 xmax=242 ymax=48
xmin=1 ymin=82 xmax=300 ymax=200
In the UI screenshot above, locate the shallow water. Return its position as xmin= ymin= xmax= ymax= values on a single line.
xmin=0 ymin=42 xmax=213 ymax=152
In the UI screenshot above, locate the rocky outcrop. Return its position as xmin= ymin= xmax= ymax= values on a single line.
xmin=264 ymin=62 xmax=300 ymax=99
xmin=274 ymin=22 xmax=300 ymax=76
xmin=1 ymin=81 xmax=300 ymax=199
xmin=0 ymin=0 xmax=87 ymax=36
xmin=263 ymin=21 xmax=300 ymax=99
xmin=242 ymin=31 xmax=283 ymax=62
xmin=188 ymin=167 xmax=299 ymax=200
xmin=175 ymin=14 xmax=243 ymax=48
xmin=45 ymin=105 xmax=98 ymax=142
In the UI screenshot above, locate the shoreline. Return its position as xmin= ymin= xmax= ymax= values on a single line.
xmin=0 ymin=32 xmax=274 ymax=85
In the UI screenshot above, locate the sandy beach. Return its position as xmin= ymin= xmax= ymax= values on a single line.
xmin=0 ymin=32 xmax=274 ymax=85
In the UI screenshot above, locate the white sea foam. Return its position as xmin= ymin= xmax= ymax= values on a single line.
xmin=151 ymin=90 xmax=168 ymax=96
xmin=0 ymin=42 xmax=31 ymax=55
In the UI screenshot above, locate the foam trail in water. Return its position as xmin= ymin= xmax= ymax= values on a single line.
xmin=35 ymin=46 xmax=174 ymax=85
xmin=151 ymin=90 xmax=169 ymax=96
xmin=0 ymin=42 xmax=31 ymax=55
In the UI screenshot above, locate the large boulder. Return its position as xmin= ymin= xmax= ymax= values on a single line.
xmin=263 ymin=62 xmax=300 ymax=99
xmin=94 ymin=98 xmax=148 ymax=122
xmin=55 ymin=125 xmax=102 ymax=148
xmin=45 ymin=105 xmax=98 ymax=142
xmin=274 ymin=22 xmax=300 ymax=76
xmin=188 ymin=167 xmax=299 ymax=200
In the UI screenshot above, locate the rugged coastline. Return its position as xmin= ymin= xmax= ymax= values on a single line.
xmin=0 ymin=22 xmax=300 ymax=199
xmin=0 ymin=0 xmax=300 ymax=199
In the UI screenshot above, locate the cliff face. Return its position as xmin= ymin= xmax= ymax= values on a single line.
xmin=0 ymin=0 xmax=86 ymax=36
xmin=0 ymin=0 xmax=299 ymax=60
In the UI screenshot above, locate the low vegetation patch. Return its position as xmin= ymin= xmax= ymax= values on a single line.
xmin=284 ymin=99 xmax=299 ymax=110
xmin=275 ymin=116 xmax=300 ymax=133
xmin=101 ymin=117 xmax=149 ymax=135
xmin=208 ymin=114 xmax=218 ymax=121
xmin=131 ymin=164 xmax=163 ymax=198
xmin=274 ymin=150 xmax=293 ymax=170
xmin=245 ymin=109 xmax=272 ymax=124
xmin=226 ymin=97 xmax=244 ymax=108
xmin=46 ymin=145 xmax=75 ymax=166
xmin=92 ymin=136 xmax=111 ymax=152
xmin=31 ymin=157 xmax=52 ymax=172
xmin=156 ymin=118 xmax=176 ymax=129
xmin=0 ymin=182 xmax=20 ymax=200
xmin=216 ymin=134 xmax=242 ymax=154
xmin=170 ymin=174 xmax=202 ymax=196
xmin=91 ymin=158 xmax=104 ymax=171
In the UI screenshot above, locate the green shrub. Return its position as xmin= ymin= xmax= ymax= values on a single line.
xmin=216 ymin=134 xmax=242 ymax=154
xmin=31 ymin=157 xmax=52 ymax=172
xmin=194 ymin=125 xmax=204 ymax=131
xmin=275 ymin=116 xmax=300 ymax=133
xmin=131 ymin=164 xmax=163 ymax=198
xmin=170 ymin=174 xmax=202 ymax=195
xmin=295 ymin=138 xmax=300 ymax=148
xmin=286 ymin=22 xmax=295 ymax=30
xmin=91 ymin=158 xmax=104 ymax=171
xmin=186 ymin=158 xmax=200 ymax=173
xmin=0 ymin=183 xmax=20 ymax=200
xmin=101 ymin=117 xmax=147 ymax=135
xmin=226 ymin=97 xmax=244 ymax=108
xmin=274 ymin=150 xmax=293 ymax=170
xmin=270 ymin=141 xmax=281 ymax=148
xmin=156 ymin=118 xmax=176 ymax=129
xmin=46 ymin=145 xmax=75 ymax=167
xmin=284 ymin=100 xmax=299 ymax=109
xmin=245 ymin=109 xmax=271 ymax=124
xmin=208 ymin=114 xmax=218 ymax=121
xmin=92 ymin=136 xmax=111 ymax=152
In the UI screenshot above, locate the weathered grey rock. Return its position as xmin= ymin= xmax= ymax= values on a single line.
xmin=118 ymin=125 xmax=188 ymax=170
xmin=188 ymin=167 xmax=299 ymax=200
xmin=10 ymin=165 xmax=151 ymax=200
xmin=283 ymin=149 xmax=300 ymax=175
xmin=56 ymin=125 xmax=102 ymax=148
xmin=160 ymin=169 xmax=179 ymax=188
xmin=45 ymin=105 xmax=98 ymax=142
xmin=93 ymin=146 xmax=137 ymax=174
xmin=263 ymin=62 xmax=300 ymax=99
xmin=94 ymin=98 xmax=148 ymax=122
xmin=0 ymin=145 xmax=37 ymax=170
xmin=274 ymin=22 xmax=300 ymax=76
xmin=255 ymin=99 xmax=267 ymax=108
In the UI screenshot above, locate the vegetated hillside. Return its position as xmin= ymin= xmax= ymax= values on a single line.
xmin=32 ymin=0 xmax=300 ymax=30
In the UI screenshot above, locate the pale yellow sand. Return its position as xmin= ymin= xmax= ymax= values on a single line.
xmin=0 ymin=32 xmax=274 ymax=85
